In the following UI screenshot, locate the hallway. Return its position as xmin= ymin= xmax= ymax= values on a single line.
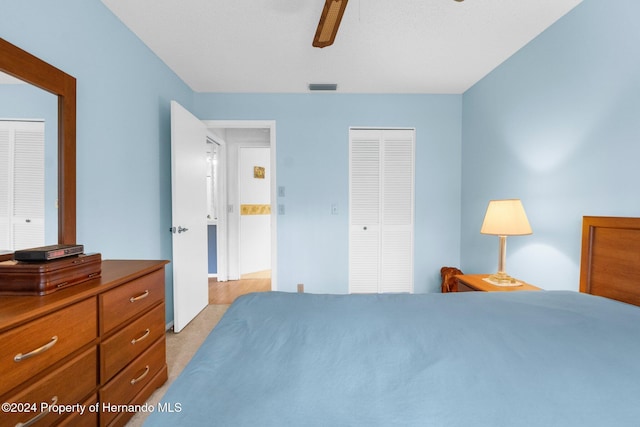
xmin=208 ymin=270 xmax=271 ymax=305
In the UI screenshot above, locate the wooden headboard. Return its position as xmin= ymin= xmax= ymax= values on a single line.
xmin=580 ymin=216 xmax=640 ymax=307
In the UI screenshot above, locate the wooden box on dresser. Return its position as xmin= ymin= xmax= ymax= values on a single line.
xmin=0 ymin=259 xmax=169 ymax=427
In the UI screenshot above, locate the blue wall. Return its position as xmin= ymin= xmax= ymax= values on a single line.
xmin=1 ymin=0 xmax=194 ymax=324
xmin=195 ymin=93 xmax=462 ymax=293
xmin=461 ymin=0 xmax=640 ymax=290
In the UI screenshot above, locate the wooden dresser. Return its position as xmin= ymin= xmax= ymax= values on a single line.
xmin=0 ymin=259 xmax=169 ymax=427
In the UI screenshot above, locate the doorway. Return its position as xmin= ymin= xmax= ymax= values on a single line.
xmin=170 ymin=105 xmax=276 ymax=329
xmin=204 ymin=120 xmax=277 ymax=298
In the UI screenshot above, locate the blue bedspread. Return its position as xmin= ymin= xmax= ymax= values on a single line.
xmin=144 ymin=291 xmax=640 ymax=426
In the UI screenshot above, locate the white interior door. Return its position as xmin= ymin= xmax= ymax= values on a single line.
xmin=349 ymin=128 xmax=415 ymax=293
xmin=349 ymin=130 xmax=381 ymax=293
xmin=379 ymin=130 xmax=415 ymax=293
xmin=170 ymin=101 xmax=209 ymax=333
xmin=209 ymin=137 xmax=228 ymax=282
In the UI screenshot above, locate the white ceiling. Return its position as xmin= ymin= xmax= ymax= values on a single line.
xmin=101 ymin=0 xmax=583 ymax=94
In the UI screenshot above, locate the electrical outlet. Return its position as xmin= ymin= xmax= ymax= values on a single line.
xmin=278 ymin=186 xmax=286 ymax=197
xmin=278 ymin=204 xmax=285 ymax=215
xmin=331 ymin=203 xmax=339 ymax=215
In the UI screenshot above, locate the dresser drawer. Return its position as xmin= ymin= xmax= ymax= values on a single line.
xmin=2 ymin=346 xmax=97 ymax=427
xmin=101 ymin=303 xmax=165 ymax=382
xmin=99 ymin=268 xmax=164 ymax=334
xmin=0 ymin=298 xmax=97 ymax=396
xmin=100 ymin=336 xmax=166 ymax=426
xmin=58 ymin=394 xmax=99 ymax=427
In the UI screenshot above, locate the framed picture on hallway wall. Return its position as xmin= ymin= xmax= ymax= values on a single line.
xmin=254 ymin=166 xmax=265 ymax=179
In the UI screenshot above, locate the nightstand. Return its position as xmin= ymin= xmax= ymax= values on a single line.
xmin=454 ymin=274 xmax=541 ymax=292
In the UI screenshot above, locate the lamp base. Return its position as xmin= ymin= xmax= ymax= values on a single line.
xmin=483 ymin=272 xmax=523 ymax=287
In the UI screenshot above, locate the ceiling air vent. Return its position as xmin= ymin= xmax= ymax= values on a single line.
xmin=309 ymin=83 xmax=338 ymax=91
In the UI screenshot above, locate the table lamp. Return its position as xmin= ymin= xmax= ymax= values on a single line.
xmin=480 ymin=199 xmax=532 ymax=285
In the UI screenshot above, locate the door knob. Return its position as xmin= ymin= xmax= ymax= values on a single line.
xmin=169 ymin=226 xmax=189 ymax=234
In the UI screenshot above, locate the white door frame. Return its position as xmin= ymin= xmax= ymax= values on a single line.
xmin=202 ymin=120 xmax=277 ymax=291
xmin=206 ymin=132 xmax=228 ymax=282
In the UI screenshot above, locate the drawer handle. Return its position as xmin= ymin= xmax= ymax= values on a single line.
xmin=130 ymin=365 xmax=150 ymax=385
xmin=129 ymin=290 xmax=149 ymax=303
xmin=14 ymin=336 xmax=58 ymax=362
xmin=15 ymin=395 xmax=58 ymax=427
xmin=131 ymin=328 xmax=151 ymax=345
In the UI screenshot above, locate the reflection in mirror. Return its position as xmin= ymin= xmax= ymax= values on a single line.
xmin=0 ymin=37 xmax=76 ymax=261
xmin=0 ymin=71 xmax=58 ymax=251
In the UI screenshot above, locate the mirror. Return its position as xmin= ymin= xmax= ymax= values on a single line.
xmin=0 ymin=71 xmax=58 ymax=249
xmin=0 ymin=37 xmax=76 ymax=258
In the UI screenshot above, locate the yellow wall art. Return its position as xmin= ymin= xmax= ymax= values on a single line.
xmin=254 ymin=166 xmax=265 ymax=179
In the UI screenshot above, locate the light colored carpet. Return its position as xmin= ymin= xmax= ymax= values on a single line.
xmin=126 ymin=304 xmax=229 ymax=426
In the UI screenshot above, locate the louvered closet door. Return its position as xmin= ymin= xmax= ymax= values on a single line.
xmin=379 ymin=130 xmax=414 ymax=292
xmin=0 ymin=121 xmax=45 ymax=251
xmin=13 ymin=123 xmax=45 ymax=249
xmin=349 ymin=129 xmax=415 ymax=293
xmin=0 ymin=127 xmax=10 ymax=249
xmin=349 ymin=130 xmax=381 ymax=293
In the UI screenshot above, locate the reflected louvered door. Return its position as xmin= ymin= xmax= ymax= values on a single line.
xmin=0 ymin=121 xmax=45 ymax=251
xmin=0 ymin=127 xmax=10 ymax=250
xmin=349 ymin=129 xmax=414 ymax=293
xmin=13 ymin=123 xmax=45 ymax=249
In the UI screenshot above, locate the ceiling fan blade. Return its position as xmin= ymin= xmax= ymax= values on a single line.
xmin=312 ymin=0 xmax=349 ymax=48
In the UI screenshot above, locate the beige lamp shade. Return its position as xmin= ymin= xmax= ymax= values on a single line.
xmin=481 ymin=199 xmax=532 ymax=236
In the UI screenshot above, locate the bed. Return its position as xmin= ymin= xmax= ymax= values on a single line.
xmin=144 ymin=216 xmax=640 ymax=426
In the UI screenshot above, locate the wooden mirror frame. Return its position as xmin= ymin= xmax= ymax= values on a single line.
xmin=0 ymin=37 xmax=76 ymax=248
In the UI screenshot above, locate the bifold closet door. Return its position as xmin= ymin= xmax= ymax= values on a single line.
xmin=349 ymin=128 xmax=415 ymax=293
xmin=0 ymin=120 xmax=45 ymax=250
